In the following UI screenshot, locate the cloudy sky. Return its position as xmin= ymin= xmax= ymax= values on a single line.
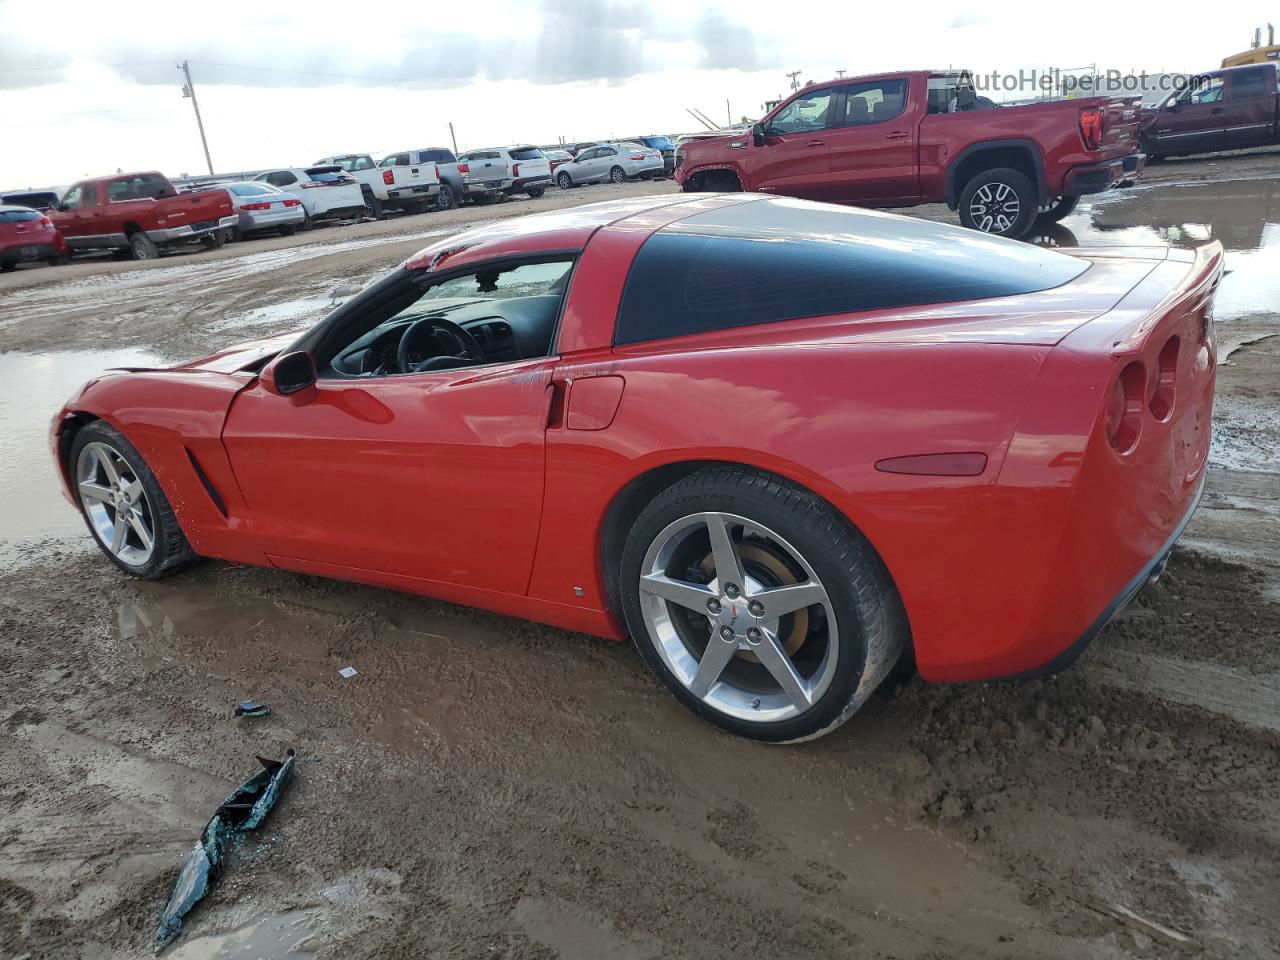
xmin=1 ymin=0 xmax=1272 ymax=187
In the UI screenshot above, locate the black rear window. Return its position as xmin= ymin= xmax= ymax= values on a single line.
xmin=0 ymin=209 xmax=40 ymax=223
xmin=2 ymin=192 xmax=58 ymax=209
xmin=509 ymin=147 xmax=544 ymax=160
xmin=615 ymin=198 xmax=1088 ymax=345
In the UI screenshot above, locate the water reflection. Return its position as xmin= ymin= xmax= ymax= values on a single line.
xmin=1025 ymin=177 xmax=1280 ymax=320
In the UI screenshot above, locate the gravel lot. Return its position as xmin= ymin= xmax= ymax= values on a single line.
xmin=2 ymin=158 xmax=1278 ymax=960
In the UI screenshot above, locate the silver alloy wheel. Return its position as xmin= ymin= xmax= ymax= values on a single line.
xmin=969 ymin=181 xmax=1020 ymax=233
xmin=76 ymin=441 xmax=156 ymax=566
xmin=638 ymin=512 xmax=838 ymax=723
xmin=610 ymin=166 xmax=625 ymax=183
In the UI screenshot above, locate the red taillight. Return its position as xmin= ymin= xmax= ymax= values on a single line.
xmin=1106 ymin=362 xmax=1145 ymax=454
xmin=512 ymin=162 xmax=521 ymax=177
xmin=458 ymin=162 xmax=470 ymax=174
xmin=630 ymin=154 xmax=646 ymax=161
xmin=39 ymin=216 xmax=52 ymax=227
xmin=1148 ymin=337 xmax=1179 ymax=422
xmin=382 ymin=170 xmax=394 ymax=185
xmin=1079 ymin=107 xmax=1104 ymax=150
xmin=433 ymin=163 xmax=440 ymax=180
xmin=242 ymin=201 xmax=272 ymax=210
xmin=283 ymin=198 xmax=301 ymax=207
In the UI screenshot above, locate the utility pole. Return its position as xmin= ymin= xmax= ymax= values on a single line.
xmin=178 ymin=61 xmax=214 ymax=176
xmin=448 ymin=122 xmax=458 ymax=155
xmin=836 ymin=69 xmax=846 ymax=78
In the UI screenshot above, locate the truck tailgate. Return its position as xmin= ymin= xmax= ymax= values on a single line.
xmin=1101 ymin=97 xmax=1142 ymax=160
xmin=164 ymin=189 xmax=233 ymax=227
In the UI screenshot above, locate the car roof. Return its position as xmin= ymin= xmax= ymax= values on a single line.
xmin=404 ymin=194 xmax=704 ymax=270
xmin=0 ymin=204 xmax=42 ymax=213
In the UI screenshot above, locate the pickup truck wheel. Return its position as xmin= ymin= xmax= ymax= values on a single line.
xmin=1035 ymin=195 xmax=1079 ymax=224
xmin=0 ymin=262 xmax=15 ymax=273
xmin=557 ymin=171 xmax=574 ymax=190
xmin=526 ymin=187 xmax=545 ymax=199
xmin=200 ymin=230 xmax=226 ymax=250
xmin=958 ymin=168 xmax=1037 ymax=238
xmin=436 ymin=185 xmax=456 ymax=211
xmin=128 ymin=231 xmax=159 ymax=261
xmin=609 ymin=166 xmax=626 ymax=184
xmin=362 ymin=190 xmax=384 ymax=219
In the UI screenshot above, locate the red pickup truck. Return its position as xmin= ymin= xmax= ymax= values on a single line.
xmin=676 ymin=70 xmax=1144 ymax=238
xmin=1141 ymin=63 xmax=1280 ymax=159
xmin=49 ymin=171 xmax=236 ymax=261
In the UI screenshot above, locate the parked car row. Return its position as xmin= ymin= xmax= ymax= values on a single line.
xmin=1 ymin=140 xmax=664 ymax=270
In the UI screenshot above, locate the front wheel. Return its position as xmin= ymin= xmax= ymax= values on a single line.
xmin=69 ymin=421 xmax=197 ymax=579
xmin=557 ymin=171 xmax=573 ymax=190
xmin=620 ymin=467 xmax=906 ymax=743
xmin=1035 ymin=195 xmax=1079 ymax=224
xmin=609 ymin=165 xmax=626 ymax=184
xmin=957 ymin=167 xmax=1037 ymax=238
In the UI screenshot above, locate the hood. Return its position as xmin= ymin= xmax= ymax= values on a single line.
xmin=172 ymin=330 xmax=304 ymax=374
xmin=679 ymin=132 xmax=749 ymax=156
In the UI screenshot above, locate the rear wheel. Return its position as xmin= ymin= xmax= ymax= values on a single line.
xmin=0 ymin=262 xmax=15 ymax=273
xmin=958 ymin=167 xmax=1036 ymax=238
xmin=299 ymin=210 xmax=313 ymax=231
xmin=128 ymin=231 xmax=159 ymax=261
xmin=1036 ymin=195 xmax=1079 ymax=223
xmin=436 ymin=185 xmax=456 ymax=211
xmin=609 ymin=165 xmax=626 ymax=184
xmin=278 ymin=224 xmax=296 ymax=237
xmin=200 ymin=230 xmax=226 ymax=250
xmin=69 ymin=421 xmax=197 ymax=580
xmin=526 ymin=187 xmax=545 ymax=198
xmin=362 ymin=189 xmax=384 ymax=219
xmin=620 ymin=467 xmax=906 ymax=743
xmin=47 ymin=254 xmax=69 ymax=266
xmin=557 ymin=171 xmax=574 ymax=190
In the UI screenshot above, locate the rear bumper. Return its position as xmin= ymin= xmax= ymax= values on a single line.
xmin=509 ymin=177 xmax=552 ymax=192
xmin=386 ymin=184 xmax=440 ymax=201
xmin=1064 ymin=152 xmax=1145 ymax=195
xmin=152 ymin=215 xmax=237 ymax=242
xmin=998 ymin=471 xmax=1205 ymax=681
xmin=465 ymin=179 xmax=513 ymax=196
xmin=238 ymin=208 xmax=306 ymax=231
xmin=1 ymin=241 xmax=59 ymax=263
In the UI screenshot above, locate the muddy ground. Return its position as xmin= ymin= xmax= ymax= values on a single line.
xmin=2 ymin=153 xmax=1279 ymax=960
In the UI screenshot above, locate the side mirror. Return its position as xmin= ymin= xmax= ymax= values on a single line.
xmin=752 ymin=123 xmax=766 ymax=147
xmin=261 ymin=351 xmax=317 ymax=399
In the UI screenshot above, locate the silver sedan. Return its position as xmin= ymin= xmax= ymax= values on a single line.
xmin=225 ymin=182 xmax=307 ymax=237
xmin=554 ymin=143 xmax=665 ymax=188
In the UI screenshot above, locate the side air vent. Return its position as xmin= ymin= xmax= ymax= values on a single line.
xmin=185 ymin=448 xmax=228 ymax=517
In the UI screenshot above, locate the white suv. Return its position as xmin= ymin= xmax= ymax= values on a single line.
xmin=499 ymin=146 xmax=553 ymax=198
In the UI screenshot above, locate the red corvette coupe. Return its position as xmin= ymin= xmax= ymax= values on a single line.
xmin=51 ymin=194 xmax=1222 ymax=742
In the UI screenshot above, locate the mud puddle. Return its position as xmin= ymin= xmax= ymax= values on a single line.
xmin=165 ymin=910 xmax=317 ymax=960
xmin=1042 ymin=176 xmax=1280 ymax=320
xmin=0 ymin=348 xmax=161 ymax=548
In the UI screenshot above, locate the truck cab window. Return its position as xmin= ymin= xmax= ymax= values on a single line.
xmin=61 ymin=185 xmax=82 ymax=209
xmin=838 ymin=80 xmax=908 ymax=126
xmin=767 ymin=90 xmax=834 ymax=135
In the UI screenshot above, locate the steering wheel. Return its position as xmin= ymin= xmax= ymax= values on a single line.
xmin=397 ymin=316 xmax=486 ymax=374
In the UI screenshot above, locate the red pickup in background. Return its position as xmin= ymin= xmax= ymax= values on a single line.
xmin=676 ymin=70 xmax=1144 ymax=238
xmin=49 ymin=171 xmax=237 ymax=261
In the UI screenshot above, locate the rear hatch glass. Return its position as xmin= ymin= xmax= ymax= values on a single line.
xmin=0 ymin=209 xmax=41 ymax=223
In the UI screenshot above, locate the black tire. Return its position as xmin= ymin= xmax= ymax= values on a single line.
xmin=278 ymin=224 xmax=296 ymax=237
xmin=472 ymin=194 xmax=496 ymax=205
xmin=362 ymin=189 xmax=384 ymax=219
xmin=1035 ymin=195 xmax=1079 ymax=224
xmin=436 ymin=185 xmax=456 ymax=211
xmin=609 ymin=165 xmax=626 ymax=184
xmin=47 ymin=254 xmax=69 ymax=266
xmin=557 ymin=171 xmax=574 ymax=190
xmin=619 ymin=467 xmax=907 ymax=743
xmin=68 ymin=420 xmax=198 ymax=580
xmin=200 ymin=230 xmax=226 ymax=250
xmin=0 ymin=262 xmax=16 ymax=273
xmin=957 ymin=167 xmax=1037 ymax=238
xmin=128 ymin=231 xmax=159 ymax=261
xmin=526 ymin=187 xmax=545 ymax=199
xmin=299 ymin=210 xmax=312 ymax=231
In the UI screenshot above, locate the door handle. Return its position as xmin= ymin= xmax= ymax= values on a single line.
xmin=886 ymin=131 xmax=910 ymax=139
xmin=806 ymin=139 xmax=825 ymax=147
